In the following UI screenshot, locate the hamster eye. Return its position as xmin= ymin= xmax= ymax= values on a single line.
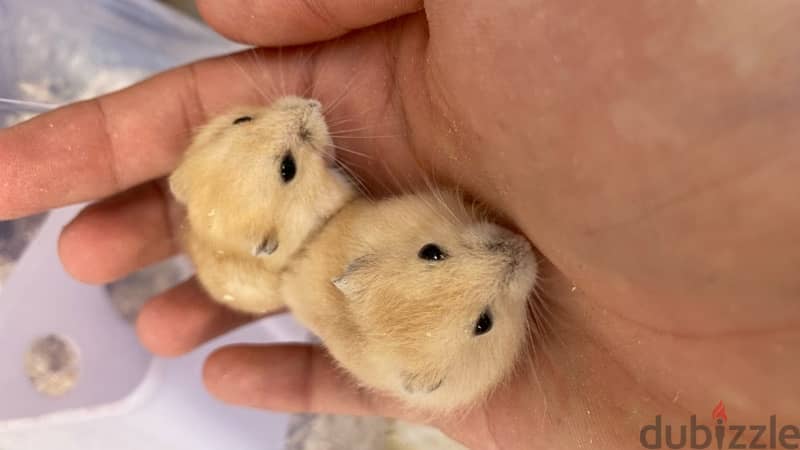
xmin=418 ymin=243 xmax=447 ymax=261
xmin=232 ymin=116 xmax=253 ymax=125
xmin=280 ymin=151 xmax=297 ymax=183
xmin=473 ymin=309 xmax=493 ymax=336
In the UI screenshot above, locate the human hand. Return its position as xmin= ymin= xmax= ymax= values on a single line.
xmin=1 ymin=1 xmax=798 ymax=448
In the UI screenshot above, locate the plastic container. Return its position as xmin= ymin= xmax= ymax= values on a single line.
xmin=0 ymin=1 xmax=311 ymax=449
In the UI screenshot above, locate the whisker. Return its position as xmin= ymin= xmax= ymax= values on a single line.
xmin=417 ymin=168 xmax=456 ymax=226
xmin=308 ymin=37 xmax=343 ymax=101
xmin=243 ymin=50 xmax=262 ymax=100
xmin=301 ymin=79 xmax=314 ymax=99
xmin=412 ymin=181 xmax=449 ymax=228
xmin=326 ymin=125 xmax=378 ymax=134
xmin=374 ymin=156 xmax=420 ymax=200
xmin=255 ymin=48 xmax=284 ymax=103
xmin=322 ymin=76 xmax=357 ymax=116
xmin=382 ymin=157 xmax=411 ymax=195
xmin=326 ymin=103 xmax=391 ymax=123
xmin=310 ymin=141 xmax=372 ymax=198
xmin=329 ymin=143 xmax=373 ymax=160
xmin=230 ymin=52 xmax=270 ymax=103
xmin=325 ymin=117 xmax=359 ymax=127
xmin=328 ymin=123 xmax=403 ymax=137
xmin=336 ymin=160 xmax=372 ymax=198
xmin=328 ymin=134 xmax=404 ymax=140
xmin=297 ymin=45 xmax=323 ymax=100
xmin=278 ymin=46 xmax=287 ymax=98
xmin=325 ymin=106 xmax=402 ymax=137
xmin=328 ymin=118 xmax=405 ymax=136
xmin=327 ymin=123 xmax=387 ymax=134
xmin=322 ymin=65 xmax=368 ymax=117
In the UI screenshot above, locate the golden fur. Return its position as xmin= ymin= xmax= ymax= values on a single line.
xmin=281 ymin=190 xmax=538 ymax=412
xmin=169 ymin=96 xmax=356 ymax=314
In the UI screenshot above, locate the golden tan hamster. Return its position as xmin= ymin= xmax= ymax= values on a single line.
xmin=281 ymin=190 xmax=538 ymax=413
xmin=169 ymin=96 xmax=356 ymax=314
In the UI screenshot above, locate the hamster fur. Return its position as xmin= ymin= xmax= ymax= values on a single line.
xmin=169 ymin=96 xmax=356 ymax=314
xmin=281 ymin=190 xmax=538 ymax=413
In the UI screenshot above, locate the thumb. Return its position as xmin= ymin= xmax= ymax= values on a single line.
xmin=196 ymin=0 xmax=423 ymax=46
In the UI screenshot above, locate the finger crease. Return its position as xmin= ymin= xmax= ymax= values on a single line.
xmin=151 ymin=180 xmax=181 ymax=251
xmin=180 ymin=62 xmax=209 ymax=140
xmin=299 ymin=0 xmax=351 ymax=35
xmin=303 ymin=346 xmax=319 ymax=413
xmin=483 ymin=404 xmax=503 ymax=450
xmin=93 ymin=97 xmax=123 ymax=193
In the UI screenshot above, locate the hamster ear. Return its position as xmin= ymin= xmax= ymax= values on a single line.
xmin=168 ymin=123 xmax=221 ymax=204
xmin=168 ymin=166 xmax=190 ymax=204
xmin=331 ymin=255 xmax=374 ymax=299
xmin=253 ymin=233 xmax=279 ymax=256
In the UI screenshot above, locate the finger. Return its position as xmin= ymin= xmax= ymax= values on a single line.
xmin=0 ymin=46 xmax=305 ymax=221
xmin=0 ymin=65 xmax=202 ymax=220
xmin=0 ymin=29 xmax=418 ymax=220
xmin=136 ymin=278 xmax=258 ymax=357
xmin=203 ymin=343 xmax=408 ymax=418
xmin=58 ymin=181 xmax=179 ymax=284
xmin=196 ymin=0 xmax=422 ymax=46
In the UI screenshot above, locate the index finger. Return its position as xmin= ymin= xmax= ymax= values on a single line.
xmin=0 ymin=18 xmax=425 ymax=221
xmin=0 ymin=48 xmax=300 ymax=220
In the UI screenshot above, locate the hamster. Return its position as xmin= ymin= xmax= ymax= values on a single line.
xmin=281 ymin=190 xmax=538 ymax=412
xmin=169 ymin=96 xmax=356 ymax=314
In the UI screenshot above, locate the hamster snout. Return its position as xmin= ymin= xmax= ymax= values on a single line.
xmin=469 ymin=223 xmax=536 ymax=286
xmin=279 ymin=97 xmax=339 ymax=168
xmin=274 ymin=96 xmax=320 ymax=112
xmin=296 ymin=99 xmax=323 ymax=143
xmin=484 ymin=233 xmax=531 ymax=262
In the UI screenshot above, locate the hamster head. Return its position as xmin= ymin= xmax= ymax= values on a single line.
xmin=331 ymin=191 xmax=537 ymax=412
xmin=169 ymin=96 xmax=356 ymax=270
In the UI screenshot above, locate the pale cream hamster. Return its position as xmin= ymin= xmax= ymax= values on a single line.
xmin=169 ymin=96 xmax=356 ymax=314
xmin=281 ymin=190 xmax=538 ymax=412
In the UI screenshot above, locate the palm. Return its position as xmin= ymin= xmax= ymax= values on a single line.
xmin=404 ymin=3 xmax=800 ymax=447
xmin=1 ymin=1 xmax=798 ymax=449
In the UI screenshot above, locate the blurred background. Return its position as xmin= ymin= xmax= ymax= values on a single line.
xmin=161 ymin=0 xmax=201 ymax=19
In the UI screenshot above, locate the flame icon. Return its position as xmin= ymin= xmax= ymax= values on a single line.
xmin=712 ymin=400 xmax=728 ymax=424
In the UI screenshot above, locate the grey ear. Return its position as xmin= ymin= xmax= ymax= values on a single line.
xmin=253 ymin=234 xmax=279 ymax=256
xmin=402 ymin=372 xmax=445 ymax=394
xmin=331 ymin=255 xmax=373 ymax=297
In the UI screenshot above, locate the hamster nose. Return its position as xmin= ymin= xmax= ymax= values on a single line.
xmin=485 ymin=234 xmax=531 ymax=257
xmin=307 ymin=99 xmax=322 ymax=110
xmin=486 ymin=240 xmax=509 ymax=253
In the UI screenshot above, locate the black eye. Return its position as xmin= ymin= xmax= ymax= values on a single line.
xmin=418 ymin=243 xmax=447 ymax=261
xmin=280 ymin=152 xmax=297 ymax=183
xmin=474 ymin=309 xmax=493 ymax=336
xmin=233 ymin=116 xmax=253 ymax=125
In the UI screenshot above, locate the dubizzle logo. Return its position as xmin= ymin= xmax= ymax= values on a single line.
xmin=639 ymin=401 xmax=800 ymax=449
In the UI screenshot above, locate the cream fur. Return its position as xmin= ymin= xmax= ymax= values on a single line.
xmin=169 ymin=96 xmax=356 ymax=314
xmin=281 ymin=190 xmax=538 ymax=413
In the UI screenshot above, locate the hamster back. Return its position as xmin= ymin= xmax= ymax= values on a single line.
xmin=169 ymin=96 xmax=356 ymax=314
xmin=281 ymin=191 xmax=538 ymax=412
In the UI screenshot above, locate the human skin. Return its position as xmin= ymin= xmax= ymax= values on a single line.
xmin=0 ymin=1 xmax=798 ymax=448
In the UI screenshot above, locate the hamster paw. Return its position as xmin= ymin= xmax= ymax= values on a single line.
xmin=401 ymin=372 xmax=444 ymax=394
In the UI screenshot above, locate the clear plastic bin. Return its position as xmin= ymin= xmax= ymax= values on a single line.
xmin=0 ymin=1 xmax=309 ymax=449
